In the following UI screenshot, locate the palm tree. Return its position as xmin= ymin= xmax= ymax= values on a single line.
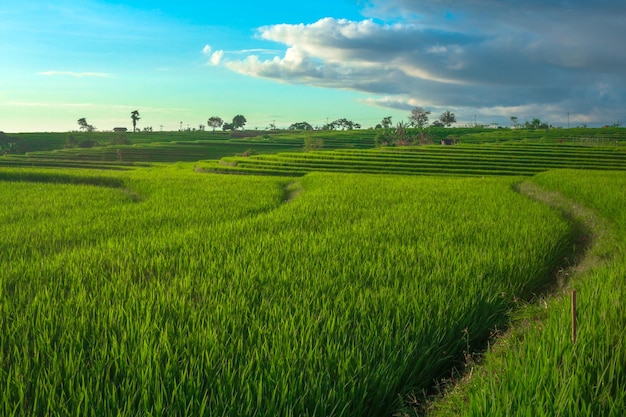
xmin=131 ymin=110 xmax=140 ymax=132
xmin=439 ymin=110 xmax=457 ymax=127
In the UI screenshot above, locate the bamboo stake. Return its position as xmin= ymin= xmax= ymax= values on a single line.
xmin=571 ymin=290 xmax=577 ymax=344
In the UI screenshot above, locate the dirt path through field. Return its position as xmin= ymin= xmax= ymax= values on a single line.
xmin=516 ymin=180 xmax=615 ymax=277
xmin=283 ymin=180 xmax=302 ymax=203
xmin=418 ymin=180 xmax=616 ymax=415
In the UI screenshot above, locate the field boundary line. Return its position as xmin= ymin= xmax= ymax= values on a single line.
xmin=421 ymin=179 xmax=616 ymax=415
xmin=283 ymin=180 xmax=303 ymax=203
xmin=516 ymin=180 xmax=616 ymax=277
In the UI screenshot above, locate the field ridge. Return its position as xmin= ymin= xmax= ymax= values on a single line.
xmin=516 ymin=181 xmax=616 ymax=274
xmin=423 ymin=179 xmax=618 ymax=415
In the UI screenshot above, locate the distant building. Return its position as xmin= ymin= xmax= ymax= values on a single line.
xmin=113 ymin=127 xmax=128 ymax=132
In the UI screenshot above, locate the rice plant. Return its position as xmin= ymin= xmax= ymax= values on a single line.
xmin=426 ymin=170 xmax=626 ymax=416
xmin=0 ymin=167 xmax=573 ymax=416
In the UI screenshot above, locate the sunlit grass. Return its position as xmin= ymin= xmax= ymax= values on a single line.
xmin=425 ymin=170 xmax=626 ymax=416
xmin=0 ymin=167 xmax=576 ymax=416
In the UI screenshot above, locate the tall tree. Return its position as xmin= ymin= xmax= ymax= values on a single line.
xmin=409 ymin=107 xmax=430 ymax=129
xmin=381 ymin=116 xmax=392 ymax=129
xmin=77 ymin=117 xmax=95 ymax=132
xmin=232 ymin=114 xmax=247 ymax=130
xmin=439 ymin=110 xmax=457 ymax=127
xmin=131 ymin=110 xmax=140 ymax=132
xmin=409 ymin=107 xmax=432 ymax=145
xmin=207 ymin=116 xmax=223 ymax=131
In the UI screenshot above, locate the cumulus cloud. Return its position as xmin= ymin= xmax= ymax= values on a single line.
xmin=210 ymin=0 xmax=626 ymax=125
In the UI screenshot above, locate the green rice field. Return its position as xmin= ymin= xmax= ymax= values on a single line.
xmin=426 ymin=170 xmax=626 ymax=416
xmin=1 ymin=127 xmax=626 ymax=416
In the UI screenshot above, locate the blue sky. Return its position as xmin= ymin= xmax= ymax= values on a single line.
xmin=1 ymin=0 xmax=625 ymax=132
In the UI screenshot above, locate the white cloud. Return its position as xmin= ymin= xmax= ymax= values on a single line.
xmin=202 ymin=44 xmax=212 ymax=55
xmin=210 ymin=50 xmax=224 ymax=66
xmin=208 ymin=1 xmax=626 ymax=126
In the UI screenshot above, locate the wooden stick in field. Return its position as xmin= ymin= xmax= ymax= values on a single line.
xmin=571 ymin=290 xmax=577 ymax=344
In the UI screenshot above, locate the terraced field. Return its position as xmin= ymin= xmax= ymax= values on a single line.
xmin=0 ymin=130 xmax=376 ymax=168
xmin=2 ymin=127 xmax=626 ymax=416
xmin=202 ymin=141 xmax=626 ymax=176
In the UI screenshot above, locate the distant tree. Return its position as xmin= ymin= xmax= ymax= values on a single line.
xmin=131 ymin=110 xmax=140 ymax=132
xmin=374 ymin=121 xmax=419 ymax=146
xmin=232 ymin=114 xmax=247 ymax=130
xmin=340 ymin=118 xmax=354 ymax=130
xmin=289 ymin=121 xmax=314 ymax=130
xmin=199 ymin=124 xmax=206 ymax=131
xmin=524 ymin=117 xmax=548 ymax=129
xmin=408 ymin=107 xmax=431 ymax=144
xmin=77 ymin=117 xmax=95 ymax=132
xmin=267 ymin=122 xmax=277 ymax=130
xmin=510 ymin=116 xmax=519 ymax=129
xmin=222 ymin=122 xmax=234 ymax=131
xmin=329 ymin=118 xmax=356 ymax=130
xmin=374 ymin=130 xmax=391 ymax=146
xmin=431 ymin=120 xmax=445 ymax=127
xmin=439 ymin=110 xmax=456 ymax=127
xmin=408 ymin=107 xmax=430 ymax=130
xmin=393 ymin=121 xmax=413 ymax=145
xmin=381 ymin=116 xmax=392 ymax=129
xmin=207 ymin=116 xmax=223 ymax=131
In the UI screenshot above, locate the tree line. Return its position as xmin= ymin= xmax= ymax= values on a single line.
xmin=72 ymin=107 xmax=552 ymax=138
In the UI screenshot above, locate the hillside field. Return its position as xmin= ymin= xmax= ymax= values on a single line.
xmin=1 ymin=127 xmax=625 ymax=416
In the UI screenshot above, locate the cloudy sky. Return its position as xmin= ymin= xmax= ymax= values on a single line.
xmin=1 ymin=0 xmax=625 ymax=132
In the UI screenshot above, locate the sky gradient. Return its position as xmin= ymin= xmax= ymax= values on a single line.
xmin=1 ymin=0 xmax=625 ymax=132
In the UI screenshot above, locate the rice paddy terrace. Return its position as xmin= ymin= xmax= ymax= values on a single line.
xmin=0 ymin=130 xmax=375 ymax=168
xmin=1 ymin=127 xmax=626 ymax=416
xmin=201 ymin=129 xmax=626 ymax=176
xmin=3 ymin=127 xmax=626 ymax=177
